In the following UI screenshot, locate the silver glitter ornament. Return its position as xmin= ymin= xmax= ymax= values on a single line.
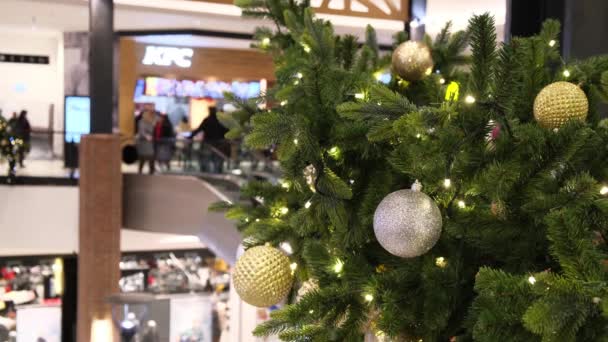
xmin=373 ymin=183 xmax=442 ymax=258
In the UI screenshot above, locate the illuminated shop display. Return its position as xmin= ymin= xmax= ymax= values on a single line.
xmin=139 ymin=77 xmax=263 ymax=99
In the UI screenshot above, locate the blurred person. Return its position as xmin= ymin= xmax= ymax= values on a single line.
xmin=190 ymin=107 xmax=229 ymax=173
xmin=175 ymin=116 xmax=192 ymax=168
xmin=137 ymin=109 xmax=156 ymax=174
xmin=7 ymin=112 xmax=17 ymax=132
xmin=15 ymin=110 xmax=31 ymax=167
xmin=154 ymin=114 xmax=175 ymax=171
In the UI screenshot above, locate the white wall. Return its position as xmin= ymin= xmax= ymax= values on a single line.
xmin=0 ymin=186 xmax=213 ymax=256
xmin=0 ymin=32 xmax=64 ymax=132
xmin=425 ymin=0 xmax=507 ymax=40
xmin=0 ymin=186 xmax=79 ymax=256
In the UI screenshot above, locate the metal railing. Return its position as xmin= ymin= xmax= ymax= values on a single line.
xmin=0 ymin=130 xmax=281 ymax=185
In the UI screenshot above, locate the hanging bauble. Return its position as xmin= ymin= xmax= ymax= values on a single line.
xmin=533 ymin=81 xmax=588 ymax=129
xmin=373 ymin=181 xmax=442 ymax=258
xmin=233 ymin=245 xmax=294 ymax=307
xmin=303 ymin=164 xmax=317 ymax=192
xmin=296 ymin=278 xmax=319 ymax=301
xmin=391 ymin=41 xmax=434 ymax=82
xmin=490 ymin=200 xmax=506 ymax=220
xmin=362 ymin=309 xmax=420 ymax=341
xmin=485 ymin=120 xmax=501 ymax=151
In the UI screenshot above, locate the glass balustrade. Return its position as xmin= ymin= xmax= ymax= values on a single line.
xmin=0 ymin=130 xmax=281 ymax=186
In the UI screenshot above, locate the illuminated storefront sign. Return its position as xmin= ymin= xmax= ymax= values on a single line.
xmin=141 ymin=46 xmax=194 ymax=68
xmin=138 ymin=77 xmax=262 ymax=99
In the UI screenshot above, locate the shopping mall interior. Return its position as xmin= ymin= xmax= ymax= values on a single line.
xmin=0 ymin=0 xmax=607 ymax=341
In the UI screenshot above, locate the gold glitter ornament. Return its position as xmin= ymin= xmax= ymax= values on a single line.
xmin=391 ymin=41 xmax=434 ymax=81
xmin=233 ymin=245 xmax=294 ymax=307
xmin=533 ymin=81 xmax=588 ymax=129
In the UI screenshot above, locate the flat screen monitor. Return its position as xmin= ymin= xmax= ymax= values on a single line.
xmin=64 ymin=96 xmax=90 ymax=143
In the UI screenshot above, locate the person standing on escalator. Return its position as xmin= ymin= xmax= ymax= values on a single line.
xmin=136 ymin=109 xmax=156 ymax=174
xmin=190 ymin=106 xmax=229 ymax=173
xmin=154 ymin=113 xmax=175 ymax=171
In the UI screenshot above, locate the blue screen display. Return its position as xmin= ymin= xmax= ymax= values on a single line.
xmin=64 ymin=96 xmax=90 ymax=143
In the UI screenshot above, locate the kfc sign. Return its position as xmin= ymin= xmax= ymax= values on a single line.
xmin=142 ymin=46 xmax=194 ymax=68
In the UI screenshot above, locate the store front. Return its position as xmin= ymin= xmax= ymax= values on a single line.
xmin=117 ymin=34 xmax=275 ymax=141
xmin=0 ymin=229 xmax=232 ymax=341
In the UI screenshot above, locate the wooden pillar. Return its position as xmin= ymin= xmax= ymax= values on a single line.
xmin=118 ymin=38 xmax=137 ymax=141
xmin=77 ymin=134 xmax=122 ymax=342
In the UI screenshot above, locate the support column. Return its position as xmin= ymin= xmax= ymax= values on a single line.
xmin=89 ymin=0 xmax=114 ymax=134
xmin=562 ymin=0 xmax=608 ymax=59
xmin=77 ymin=134 xmax=121 ymax=342
xmin=78 ymin=1 xmax=119 ymax=340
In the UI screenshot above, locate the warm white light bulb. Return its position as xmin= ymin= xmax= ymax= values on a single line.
xmin=563 ymin=69 xmax=571 ymax=78
xmin=439 ymin=78 xmax=446 ymax=84
xmin=280 ymin=207 xmax=289 ymax=215
xmin=457 ymin=200 xmax=466 ymax=208
xmin=280 ymin=242 xmax=293 ymax=254
xmin=293 ymin=138 xmax=298 ymax=145
xmin=601 ymin=186 xmax=608 ymax=195
xmin=415 ymin=133 xmax=422 ymax=139
xmin=280 ymin=100 xmax=288 ymax=106
xmin=309 ymin=309 xmax=314 ymax=314
xmin=355 ymin=92 xmax=365 ymax=99
xmin=443 ymin=179 xmax=451 ymax=188
xmin=465 ymin=95 xmax=476 ymax=104
xmin=304 ymin=201 xmax=312 ymax=209
xmin=333 ymin=259 xmax=344 ymax=273
xmin=261 ymin=37 xmax=270 ymax=46
xmin=549 ymin=39 xmax=556 ymax=47
xmin=435 ymin=256 xmax=447 ymax=268
xmin=301 ymin=43 xmax=311 ymax=53
xmin=364 ymin=293 xmax=374 ymax=302
xmin=290 ymin=262 xmax=298 ymax=271
xmin=528 ymin=276 xmax=536 ymax=285
xmin=296 ymin=72 xmax=303 ymax=79
xmin=280 ymin=179 xmax=291 ymax=189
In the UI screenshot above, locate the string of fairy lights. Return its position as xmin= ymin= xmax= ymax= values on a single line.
xmin=232 ymin=34 xmax=601 ymax=338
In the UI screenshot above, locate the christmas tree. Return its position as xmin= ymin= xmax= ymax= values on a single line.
xmin=0 ymin=116 xmax=18 ymax=180
xmin=215 ymin=0 xmax=608 ymax=340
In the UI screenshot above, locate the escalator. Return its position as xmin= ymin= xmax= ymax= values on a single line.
xmin=122 ymin=174 xmax=242 ymax=264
